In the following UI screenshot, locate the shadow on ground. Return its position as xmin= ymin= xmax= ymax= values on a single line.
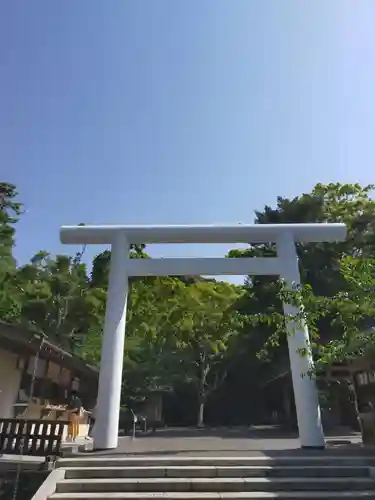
xmin=130 ymin=426 xmax=360 ymax=440
xmin=133 ymin=426 xmax=299 ymax=440
xmin=83 ymin=446 xmax=375 ymax=458
xmin=77 ymin=426 xmax=364 ymax=457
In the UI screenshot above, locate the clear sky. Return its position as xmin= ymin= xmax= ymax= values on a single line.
xmin=1 ymin=1 xmax=374 ymax=283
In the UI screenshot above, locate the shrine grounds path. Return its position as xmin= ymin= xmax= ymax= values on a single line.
xmin=79 ymin=425 xmax=367 ymax=457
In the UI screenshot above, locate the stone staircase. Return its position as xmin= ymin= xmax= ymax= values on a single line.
xmin=39 ymin=455 xmax=375 ymax=499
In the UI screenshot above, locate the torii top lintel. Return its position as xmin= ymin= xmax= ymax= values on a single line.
xmin=60 ymin=223 xmax=346 ymax=246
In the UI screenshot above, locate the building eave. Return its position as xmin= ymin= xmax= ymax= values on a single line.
xmin=0 ymin=321 xmax=98 ymax=379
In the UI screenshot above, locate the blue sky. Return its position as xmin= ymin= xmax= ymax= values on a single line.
xmin=1 ymin=1 xmax=374 ymax=283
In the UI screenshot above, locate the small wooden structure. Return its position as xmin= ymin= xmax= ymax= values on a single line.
xmin=0 ymin=418 xmax=68 ymax=459
xmin=262 ymin=356 xmax=375 ymax=434
xmin=0 ymin=322 xmax=98 ymax=440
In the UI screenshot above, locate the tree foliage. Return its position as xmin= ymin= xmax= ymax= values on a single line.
xmin=1 ymin=180 xmax=375 ymax=426
xmin=229 ymin=183 xmax=375 ymax=372
xmin=167 ymin=280 xmax=244 ymax=425
xmin=254 ymin=256 xmax=375 ymax=371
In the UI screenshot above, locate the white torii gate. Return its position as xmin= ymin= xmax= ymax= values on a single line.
xmin=60 ymin=222 xmax=346 ymax=450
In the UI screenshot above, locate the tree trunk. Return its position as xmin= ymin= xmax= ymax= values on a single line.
xmin=196 ymin=357 xmax=208 ymax=427
xmin=350 ymin=369 xmax=364 ymax=437
xmin=197 ymin=395 xmax=205 ymax=428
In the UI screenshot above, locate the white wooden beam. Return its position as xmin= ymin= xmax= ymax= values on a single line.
xmin=60 ymin=223 xmax=346 ymax=245
xmin=128 ymin=257 xmax=282 ymax=277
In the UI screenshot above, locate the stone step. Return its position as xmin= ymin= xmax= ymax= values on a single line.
xmin=63 ymin=465 xmax=371 ymax=479
xmin=48 ymin=491 xmax=375 ymax=499
xmin=57 ymin=456 xmax=375 ymax=469
xmin=55 ymin=477 xmax=375 ymax=493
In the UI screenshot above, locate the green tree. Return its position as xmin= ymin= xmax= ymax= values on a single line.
xmin=121 ymin=276 xmax=188 ymax=404
xmin=90 ymin=245 xmax=148 ymax=289
xmin=79 ymin=274 xmax=186 ymax=400
xmin=17 ymin=251 xmax=106 ymax=350
xmin=253 ymin=182 xmax=375 ymax=296
xmin=85 ymin=275 xmax=245 ymax=426
xmin=170 ymin=280 xmax=245 ymax=426
xmin=253 ymin=256 xmax=375 ymax=371
xmin=229 ymin=182 xmax=375 ymax=379
xmin=0 ymin=182 xmax=22 ymax=266
xmin=0 ymin=182 xmax=23 ymax=322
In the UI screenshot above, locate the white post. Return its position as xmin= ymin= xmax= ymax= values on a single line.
xmin=276 ymin=232 xmax=325 ymax=449
xmin=93 ymin=231 xmax=129 ymax=450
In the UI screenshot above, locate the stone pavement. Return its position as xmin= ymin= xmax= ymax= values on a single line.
xmin=78 ymin=426 xmax=365 ymax=457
